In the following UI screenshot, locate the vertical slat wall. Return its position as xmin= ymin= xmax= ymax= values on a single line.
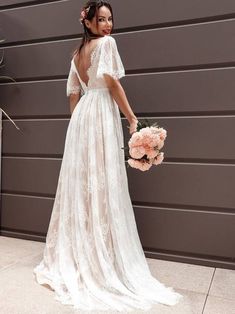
xmin=0 ymin=0 xmax=235 ymax=269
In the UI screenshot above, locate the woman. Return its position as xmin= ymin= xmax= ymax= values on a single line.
xmin=33 ymin=0 xmax=183 ymax=311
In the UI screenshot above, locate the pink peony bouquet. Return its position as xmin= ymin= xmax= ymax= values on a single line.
xmin=123 ymin=120 xmax=167 ymax=171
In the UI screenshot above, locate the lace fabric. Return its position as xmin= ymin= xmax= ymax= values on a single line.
xmin=96 ymin=35 xmax=125 ymax=80
xmin=66 ymin=59 xmax=81 ymax=97
xmin=67 ymin=35 xmax=125 ymax=95
xmin=33 ymin=35 xmax=183 ymax=311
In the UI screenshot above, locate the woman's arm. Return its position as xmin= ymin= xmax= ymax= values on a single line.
xmin=67 ymin=55 xmax=82 ymax=115
xmin=104 ymin=74 xmax=138 ymax=134
xmin=69 ymin=92 xmax=81 ymax=115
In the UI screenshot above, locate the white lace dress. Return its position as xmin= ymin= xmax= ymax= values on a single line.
xmin=33 ymin=35 xmax=183 ymax=311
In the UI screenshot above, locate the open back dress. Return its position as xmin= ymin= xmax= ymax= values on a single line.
xmin=33 ymin=34 xmax=183 ymax=311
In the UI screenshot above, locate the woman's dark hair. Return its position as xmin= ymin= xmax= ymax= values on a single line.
xmin=73 ymin=0 xmax=114 ymax=56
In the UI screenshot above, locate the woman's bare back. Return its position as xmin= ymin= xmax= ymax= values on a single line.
xmin=73 ymin=38 xmax=101 ymax=86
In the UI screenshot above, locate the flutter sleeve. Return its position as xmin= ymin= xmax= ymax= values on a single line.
xmin=66 ymin=59 xmax=81 ymax=97
xmin=96 ymin=36 xmax=125 ymax=80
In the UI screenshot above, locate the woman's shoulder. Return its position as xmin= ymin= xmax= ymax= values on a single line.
xmin=72 ymin=50 xmax=79 ymax=64
xmin=102 ymin=35 xmax=117 ymax=48
xmin=101 ymin=34 xmax=116 ymax=43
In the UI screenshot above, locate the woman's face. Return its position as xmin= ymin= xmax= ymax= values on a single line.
xmin=85 ymin=6 xmax=113 ymax=36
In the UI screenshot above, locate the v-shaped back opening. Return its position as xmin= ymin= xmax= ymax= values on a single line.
xmin=72 ymin=36 xmax=105 ymax=88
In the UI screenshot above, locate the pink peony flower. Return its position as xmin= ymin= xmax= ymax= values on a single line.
xmin=153 ymin=152 xmax=164 ymax=165
xmin=128 ymin=158 xmax=152 ymax=171
xmin=129 ymin=146 xmax=146 ymax=159
xmin=157 ymin=139 xmax=164 ymax=150
xmin=139 ymin=160 xmax=152 ymax=171
xmin=126 ymin=122 xmax=167 ymax=172
xmin=158 ymin=128 xmax=167 ymax=141
xmin=146 ymin=148 xmax=159 ymax=159
xmin=128 ymin=132 xmax=143 ymax=147
xmin=146 ymin=133 xmax=160 ymax=147
xmin=139 ymin=127 xmax=152 ymax=138
xmin=79 ymin=6 xmax=90 ymax=24
xmin=81 ymin=10 xmax=86 ymax=18
xmin=150 ymin=126 xmax=158 ymax=133
xmin=127 ymin=158 xmax=141 ymax=169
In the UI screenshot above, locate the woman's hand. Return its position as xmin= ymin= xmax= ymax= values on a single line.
xmin=128 ymin=117 xmax=139 ymax=135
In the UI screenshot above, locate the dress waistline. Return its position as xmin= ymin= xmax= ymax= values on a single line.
xmin=85 ymin=87 xmax=109 ymax=92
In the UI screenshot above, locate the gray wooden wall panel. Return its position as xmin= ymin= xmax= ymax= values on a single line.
xmin=2 ymin=21 xmax=235 ymax=80
xmin=2 ymin=0 xmax=235 ymax=44
xmin=0 ymin=0 xmax=39 ymax=6
xmin=1 ymin=194 xmax=53 ymax=234
xmin=2 ymin=157 xmax=234 ymax=211
xmin=2 ymin=120 xmax=68 ymax=156
xmin=1 ymin=196 xmax=235 ymax=266
xmin=1 ymin=67 xmax=235 ymax=119
xmin=118 ymin=21 xmax=235 ymax=70
xmin=125 ymin=69 xmax=235 ymax=114
xmin=0 ymin=0 xmax=81 ymax=43
xmin=123 ymin=117 xmax=235 ymax=162
xmin=0 ymin=81 xmax=68 ymax=118
xmin=127 ymin=164 xmax=235 ymax=210
xmin=135 ymin=206 xmax=235 ymax=260
xmin=1 ymin=157 xmax=61 ymax=195
xmin=2 ymin=117 xmax=235 ymax=162
xmin=1 ymin=0 xmax=235 ymax=269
